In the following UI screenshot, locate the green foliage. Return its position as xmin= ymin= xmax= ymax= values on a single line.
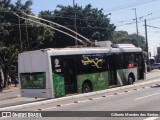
xmin=0 ymin=1 xmax=147 ymax=88
xmin=112 ymin=31 xmax=130 ymax=44
xmin=39 ymin=4 xmax=116 ymax=47
xmin=0 ymin=0 xmax=54 ymax=87
xmin=111 ymin=31 xmax=146 ymax=50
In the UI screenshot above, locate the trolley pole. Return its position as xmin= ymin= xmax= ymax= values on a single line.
xmin=144 ymin=19 xmax=150 ymax=72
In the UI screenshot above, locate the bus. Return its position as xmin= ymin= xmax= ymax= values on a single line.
xmin=18 ymin=44 xmax=146 ymax=98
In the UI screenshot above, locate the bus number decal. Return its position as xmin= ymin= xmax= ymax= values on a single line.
xmin=55 ymin=69 xmax=62 ymax=73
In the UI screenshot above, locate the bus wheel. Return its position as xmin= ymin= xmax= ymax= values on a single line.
xmin=128 ymin=77 xmax=134 ymax=85
xmin=82 ymin=82 xmax=92 ymax=93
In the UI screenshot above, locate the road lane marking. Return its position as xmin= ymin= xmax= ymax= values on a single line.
xmin=144 ymin=117 xmax=159 ymax=120
xmin=135 ymin=92 xmax=160 ymax=100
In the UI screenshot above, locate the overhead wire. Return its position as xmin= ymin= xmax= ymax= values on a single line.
xmin=116 ymin=15 xmax=160 ymax=27
xmin=1 ymin=3 xmax=160 ymax=51
xmin=105 ymin=0 xmax=159 ymax=12
xmin=12 ymin=12 xmax=87 ymax=45
xmin=21 ymin=11 xmax=93 ymax=45
xmin=2 ymin=12 xmax=159 ymax=30
xmin=1 ymin=9 xmax=160 ymax=28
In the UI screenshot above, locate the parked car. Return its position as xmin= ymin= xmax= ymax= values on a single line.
xmin=151 ymin=63 xmax=160 ymax=70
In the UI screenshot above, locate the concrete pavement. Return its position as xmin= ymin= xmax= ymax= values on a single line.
xmin=0 ymin=70 xmax=160 ymax=111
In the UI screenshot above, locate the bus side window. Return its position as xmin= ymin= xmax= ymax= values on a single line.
xmin=104 ymin=55 xmax=109 ymax=70
xmin=125 ymin=54 xmax=129 ymax=67
xmin=76 ymin=55 xmax=84 ymax=74
xmin=108 ymin=55 xmax=114 ymax=70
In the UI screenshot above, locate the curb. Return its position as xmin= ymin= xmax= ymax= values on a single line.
xmin=0 ymin=78 xmax=160 ymax=111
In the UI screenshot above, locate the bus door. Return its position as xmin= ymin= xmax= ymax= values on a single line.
xmin=108 ymin=54 xmax=117 ymax=86
xmin=135 ymin=53 xmax=145 ymax=80
xmin=63 ymin=58 xmax=77 ymax=94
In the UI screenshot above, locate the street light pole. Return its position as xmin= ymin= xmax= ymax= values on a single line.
xmin=132 ymin=8 xmax=139 ymax=47
xmin=73 ymin=0 xmax=78 ymax=46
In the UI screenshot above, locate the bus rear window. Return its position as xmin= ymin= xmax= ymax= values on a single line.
xmin=20 ymin=72 xmax=46 ymax=89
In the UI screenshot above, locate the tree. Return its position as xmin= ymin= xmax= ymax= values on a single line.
xmin=129 ymin=33 xmax=146 ymax=50
xmin=112 ymin=31 xmax=146 ymax=50
xmin=0 ymin=0 xmax=54 ymax=88
xmin=39 ymin=4 xmax=116 ymax=47
xmin=111 ymin=31 xmax=130 ymax=44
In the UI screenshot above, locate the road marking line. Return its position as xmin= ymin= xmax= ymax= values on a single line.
xmin=79 ymin=100 xmax=90 ymax=103
xmin=40 ymin=106 xmax=57 ymax=110
xmin=135 ymin=92 xmax=160 ymax=100
xmin=143 ymin=117 xmax=159 ymax=120
xmin=10 ymin=92 xmax=17 ymax=93
xmin=41 ymin=103 xmax=75 ymax=110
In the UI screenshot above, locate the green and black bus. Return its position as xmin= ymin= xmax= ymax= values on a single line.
xmin=18 ymin=44 xmax=145 ymax=98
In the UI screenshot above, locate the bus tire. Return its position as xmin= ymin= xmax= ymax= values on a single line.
xmin=82 ymin=81 xmax=92 ymax=93
xmin=128 ymin=77 xmax=134 ymax=85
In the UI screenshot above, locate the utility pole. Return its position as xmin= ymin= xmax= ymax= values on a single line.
xmin=144 ymin=19 xmax=150 ymax=72
xmin=73 ymin=0 xmax=78 ymax=46
xmin=132 ymin=8 xmax=139 ymax=47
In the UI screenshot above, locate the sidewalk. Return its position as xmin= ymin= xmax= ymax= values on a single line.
xmin=0 ymin=84 xmax=19 ymax=93
xmin=146 ymin=69 xmax=160 ymax=79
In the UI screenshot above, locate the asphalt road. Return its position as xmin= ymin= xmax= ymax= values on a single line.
xmin=1 ymin=70 xmax=160 ymax=120
xmin=0 ymin=69 xmax=160 ymax=109
xmin=47 ymin=85 xmax=160 ymax=111
xmin=1 ymin=80 xmax=160 ymax=120
xmin=0 ymin=70 xmax=160 ymax=108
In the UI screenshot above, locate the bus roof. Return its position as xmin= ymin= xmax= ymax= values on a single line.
xmin=19 ymin=46 xmax=142 ymax=56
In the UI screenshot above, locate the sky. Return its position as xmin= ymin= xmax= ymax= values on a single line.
xmin=11 ymin=0 xmax=160 ymax=56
